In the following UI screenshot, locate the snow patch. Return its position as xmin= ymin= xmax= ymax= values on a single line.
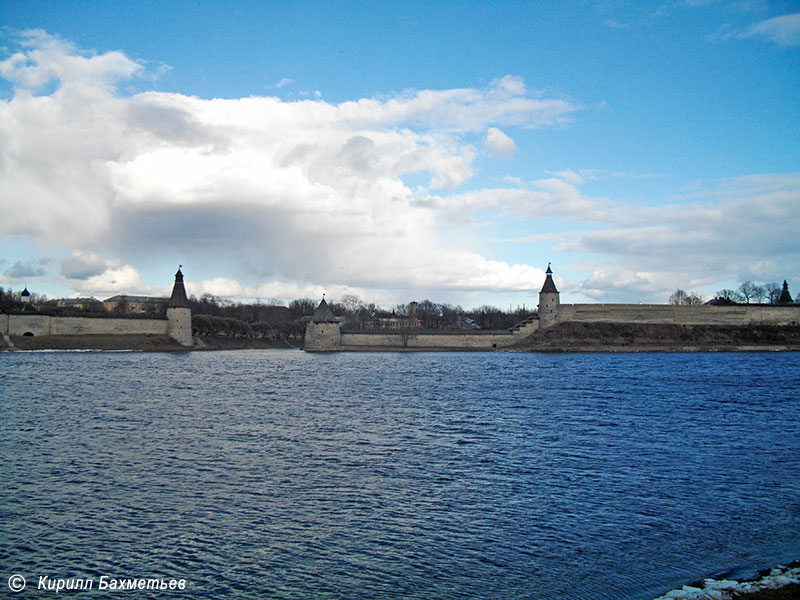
xmin=653 ymin=564 xmax=800 ymax=600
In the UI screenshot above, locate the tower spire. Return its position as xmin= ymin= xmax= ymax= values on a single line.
xmin=167 ymin=266 xmax=189 ymax=308
xmin=540 ymin=263 xmax=558 ymax=294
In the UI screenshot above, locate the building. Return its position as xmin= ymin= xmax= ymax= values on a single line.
xmin=363 ymin=316 xmax=422 ymax=330
xmin=56 ymin=298 xmax=104 ymax=310
xmin=103 ymin=295 xmax=169 ymax=314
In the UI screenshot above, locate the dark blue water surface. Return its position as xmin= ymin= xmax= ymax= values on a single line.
xmin=1 ymin=350 xmax=799 ymax=599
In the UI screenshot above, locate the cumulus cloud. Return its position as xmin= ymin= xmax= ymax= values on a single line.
xmin=0 ymin=31 xmax=573 ymax=299
xmin=60 ymin=251 xmax=119 ymax=280
xmin=484 ymin=127 xmax=517 ymax=158
xmin=742 ymin=12 xmax=800 ymax=46
xmin=0 ymin=29 xmax=142 ymax=90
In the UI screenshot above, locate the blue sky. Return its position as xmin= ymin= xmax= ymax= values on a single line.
xmin=1 ymin=0 xmax=798 ymax=308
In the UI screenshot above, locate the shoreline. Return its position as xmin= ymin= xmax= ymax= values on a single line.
xmin=0 ymin=334 xmax=301 ymax=352
xmin=653 ymin=561 xmax=800 ymax=599
xmin=2 ymin=322 xmax=798 ymax=354
xmin=2 ymin=335 xmax=798 ymax=354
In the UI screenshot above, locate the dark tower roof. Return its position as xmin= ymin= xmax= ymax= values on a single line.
xmin=311 ymin=298 xmax=338 ymax=323
xmin=21 ymin=287 xmax=30 ymax=296
xmin=778 ymin=280 xmax=793 ymax=304
xmin=540 ymin=263 xmax=559 ymax=294
xmin=167 ymin=267 xmax=190 ymax=308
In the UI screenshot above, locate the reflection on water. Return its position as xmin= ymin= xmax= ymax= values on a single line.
xmin=1 ymin=350 xmax=799 ymax=599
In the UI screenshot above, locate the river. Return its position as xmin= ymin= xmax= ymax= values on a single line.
xmin=1 ymin=350 xmax=798 ymax=599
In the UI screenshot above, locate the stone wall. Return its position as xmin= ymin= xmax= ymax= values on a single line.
xmin=341 ymin=330 xmax=519 ymax=349
xmin=555 ymin=304 xmax=800 ymax=326
xmin=327 ymin=304 xmax=800 ymax=351
xmin=3 ymin=314 xmax=168 ymax=337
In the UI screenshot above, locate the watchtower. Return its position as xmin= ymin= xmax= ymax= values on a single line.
xmin=304 ymin=297 xmax=341 ymax=351
xmin=537 ymin=263 xmax=560 ymax=327
xmin=167 ymin=267 xmax=193 ymax=346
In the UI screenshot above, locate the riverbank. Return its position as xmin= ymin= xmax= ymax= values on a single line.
xmin=1 ymin=334 xmax=301 ymax=352
xmin=515 ymin=322 xmax=800 ymax=353
xmin=2 ymin=323 xmax=798 ymax=352
xmin=2 ymin=334 xmax=189 ymax=351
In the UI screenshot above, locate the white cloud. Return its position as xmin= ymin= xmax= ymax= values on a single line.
xmin=484 ymin=127 xmax=517 ymax=158
xmin=65 ymin=262 xmax=162 ymax=299
xmin=742 ymin=12 xmax=800 ymax=46
xmin=575 ymin=269 xmax=671 ymax=302
xmin=418 ymin=175 xmax=608 ymax=225
xmin=0 ymin=29 xmax=142 ymax=90
xmin=555 ymin=174 xmax=800 ymax=301
xmin=60 ymin=251 xmax=117 ymax=279
xmin=0 ymin=31 xmax=573 ymax=300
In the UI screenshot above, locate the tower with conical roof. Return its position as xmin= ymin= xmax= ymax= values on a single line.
xmin=778 ymin=280 xmax=794 ymax=304
xmin=304 ymin=297 xmax=341 ymax=351
xmin=537 ymin=263 xmax=560 ymax=327
xmin=167 ymin=267 xmax=193 ymax=346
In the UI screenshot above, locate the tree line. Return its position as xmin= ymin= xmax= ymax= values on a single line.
xmin=669 ymin=280 xmax=794 ymax=305
xmin=186 ymin=293 xmax=536 ymax=339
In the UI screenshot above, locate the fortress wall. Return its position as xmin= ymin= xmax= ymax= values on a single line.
xmin=51 ymin=316 xmax=168 ymax=335
xmin=5 ymin=314 xmax=168 ymax=337
xmin=341 ymin=330 xmax=519 ymax=349
xmin=7 ymin=315 xmax=51 ymax=336
xmin=556 ymin=304 xmax=800 ymax=326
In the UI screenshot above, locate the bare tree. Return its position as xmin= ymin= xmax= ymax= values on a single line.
xmin=716 ymin=289 xmax=744 ymax=302
xmin=669 ymin=289 xmax=688 ymax=305
xmin=765 ymin=283 xmax=781 ymax=304
xmin=737 ymin=281 xmax=759 ymax=304
xmin=340 ymin=294 xmax=364 ymax=313
xmin=669 ymin=290 xmax=704 ymax=305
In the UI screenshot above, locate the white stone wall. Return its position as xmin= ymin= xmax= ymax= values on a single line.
xmin=340 ymin=330 xmax=522 ymax=349
xmin=6 ymin=315 xmax=51 ymax=336
xmin=3 ymin=314 xmax=168 ymax=337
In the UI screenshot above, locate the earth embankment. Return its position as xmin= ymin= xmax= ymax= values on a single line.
xmin=3 ymin=334 xmax=189 ymax=351
xmin=515 ymin=322 xmax=800 ymax=352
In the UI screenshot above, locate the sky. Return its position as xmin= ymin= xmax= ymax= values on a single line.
xmin=1 ymin=0 xmax=798 ymax=309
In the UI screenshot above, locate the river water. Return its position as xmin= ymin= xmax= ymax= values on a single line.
xmin=1 ymin=350 xmax=799 ymax=599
